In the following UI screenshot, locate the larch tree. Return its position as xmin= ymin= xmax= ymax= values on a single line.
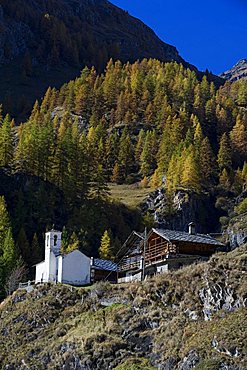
xmin=0 ymin=114 xmax=14 ymax=167
xmin=230 ymin=115 xmax=247 ymax=163
xmin=181 ymin=145 xmax=201 ymax=192
xmin=219 ymin=168 xmax=231 ymax=191
xmin=111 ymin=162 xmax=121 ymax=184
xmin=237 ymin=80 xmax=247 ymax=106
xmin=135 ymin=129 xmax=146 ymax=163
xmin=118 ymin=127 xmax=134 ymax=180
xmin=217 ymin=133 xmax=232 ymax=171
xmin=140 ymin=131 xmax=157 ymax=177
xmin=99 ymin=230 xmax=113 ymax=260
xmin=199 ymin=137 xmax=218 ymax=185
xmin=242 ymin=162 xmax=247 ymax=189
xmin=67 ymin=232 xmax=80 ymax=253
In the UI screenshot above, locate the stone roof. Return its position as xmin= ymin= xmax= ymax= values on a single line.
xmin=121 ymin=230 xmax=144 ymax=256
xmin=153 ymin=228 xmax=225 ymax=246
xmin=93 ymin=258 xmax=118 ymax=271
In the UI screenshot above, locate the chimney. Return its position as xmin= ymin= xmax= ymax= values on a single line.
xmin=188 ymin=222 xmax=196 ymax=235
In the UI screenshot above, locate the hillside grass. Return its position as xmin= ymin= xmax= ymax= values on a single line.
xmin=113 ymin=357 xmax=156 ymax=370
xmin=109 ymin=183 xmax=153 ymax=208
xmin=0 ymin=246 xmax=246 ymax=369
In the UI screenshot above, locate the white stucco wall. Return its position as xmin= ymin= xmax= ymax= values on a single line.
xmin=57 ymin=256 xmax=63 ymax=283
xmin=119 ymin=270 xmax=142 ymax=283
xmin=156 ymin=263 xmax=169 ymax=273
xmin=35 ymin=261 xmax=46 ymax=283
xmin=61 ymin=250 xmax=91 ymax=285
xmin=44 ymin=250 xmax=57 ymax=282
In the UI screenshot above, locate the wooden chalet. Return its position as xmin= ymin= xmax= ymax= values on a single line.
xmin=118 ymin=231 xmax=144 ymax=273
xmin=118 ymin=223 xmax=225 ymax=283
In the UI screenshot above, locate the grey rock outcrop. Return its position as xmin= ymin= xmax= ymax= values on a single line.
xmin=225 ymin=211 xmax=247 ymax=249
xmin=199 ymin=281 xmax=245 ymax=321
xmin=220 ymin=59 xmax=247 ymax=81
xmin=177 ymin=351 xmax=200 ymax=370
xmin=141 ymin=189 xmax=221 ymax=234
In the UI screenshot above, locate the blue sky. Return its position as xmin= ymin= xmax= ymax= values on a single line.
xmin=110 ymin=0 xmax=247 ymax=75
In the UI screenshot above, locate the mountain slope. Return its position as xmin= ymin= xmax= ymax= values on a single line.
xmin=0 ymin=0 xmax=186 ymax=120
xmin=0 ymin=245 xmax=246 ymax=369
xmin=220 ymin=59 xmax=247 ymax=81
xmin=1 ymin=59 xmax=246 ymax=265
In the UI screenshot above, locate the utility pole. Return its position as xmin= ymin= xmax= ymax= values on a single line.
xmin=142 ymin=227 xmax=147 ymax=281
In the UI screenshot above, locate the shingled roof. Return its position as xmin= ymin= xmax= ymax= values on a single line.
xmin=153 ymin=228 xmax=225 ymax=246
xmin=121 ymin=230 xmax=144 ymax=256
xmin=93 ymin=258 xmax=118 ymax=272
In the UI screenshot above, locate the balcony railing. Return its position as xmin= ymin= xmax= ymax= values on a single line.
xmin=118 ymin=255 xmax=141 ymax=272
xmin=118 ymin=242 xmax=178 ymax=272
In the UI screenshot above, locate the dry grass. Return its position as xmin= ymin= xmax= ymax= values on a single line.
xmin=0 ymin=246 xmax=246 ymax=369
xmin=109 ymin=183 xmax=153 ymax=208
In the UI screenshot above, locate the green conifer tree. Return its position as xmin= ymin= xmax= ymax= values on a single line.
xmin=3 ymin=228 xmax=18 ymax=272
xmin=31 ymin=233 xmax=42 ymax=265
xmin=16 ymin=228 xmax=30 ymax=266
xmin=0 ymin=196 xmax=11 ymax=251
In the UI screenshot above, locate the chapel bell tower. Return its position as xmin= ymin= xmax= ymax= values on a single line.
xmin=45 ymin=229 xmax=62 ymax=256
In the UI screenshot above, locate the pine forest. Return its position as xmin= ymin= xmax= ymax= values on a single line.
xmin=0 ymin=59 xmax=247 ymax=298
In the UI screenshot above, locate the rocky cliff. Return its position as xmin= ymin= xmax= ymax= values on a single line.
xmin=220 ymin=59 xmax=247 ymax=81
xmin=141 ymin=189 xmax=223 ymax=234
xmin=1 ymin=245 xmax=246 ymax=369
xmin=225 ymin=212 xmax=247 ymax=249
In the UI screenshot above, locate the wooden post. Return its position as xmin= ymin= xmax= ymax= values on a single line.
xmin=142 ymin=227 xmax=147 ymax=281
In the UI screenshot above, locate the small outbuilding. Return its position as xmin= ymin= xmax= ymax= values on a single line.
xmin=91 ymin=258 xmax=118 ymax=283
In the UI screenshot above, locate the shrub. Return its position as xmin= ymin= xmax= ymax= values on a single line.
xmin=113 ymin=357 xmax=155 ymax=370
xmin=235 ymin=198 xmax=247 ymax=215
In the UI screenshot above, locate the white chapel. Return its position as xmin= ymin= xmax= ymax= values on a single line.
xmin=35 ymin=230 xmax=91 ymax=285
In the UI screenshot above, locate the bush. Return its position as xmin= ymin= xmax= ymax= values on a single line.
xmin=219 ymin=216 xmax=229 ymax=227
xmin=235 ymin=198 xmax=247 ymax=215
xmin=140 ymin=176 xmax=150 ymax=189
xmin=113 ymin=357 xmax=155 ymax=370
xmin=215 ymin=196 xmax=229 ymax=211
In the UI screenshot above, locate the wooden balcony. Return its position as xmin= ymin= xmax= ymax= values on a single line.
xmin=118 ymin=255 xmax=141 ymax=272
xmin=118 ymin=239 xmax=178 ymax=272
xmin=145 ymin=240 xmax=178 ymax=265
